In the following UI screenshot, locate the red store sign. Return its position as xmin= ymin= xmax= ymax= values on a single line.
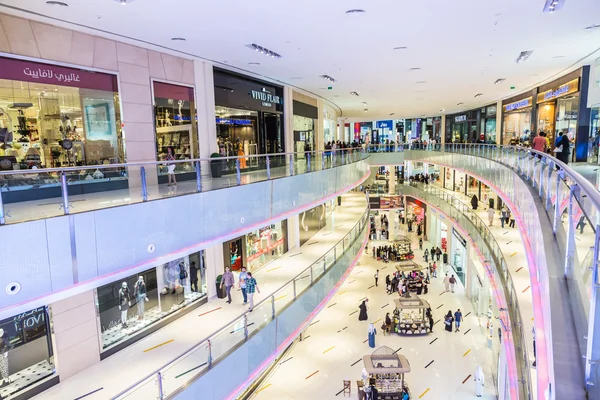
xmin=0 ymin=56 xmax=118 ymax=92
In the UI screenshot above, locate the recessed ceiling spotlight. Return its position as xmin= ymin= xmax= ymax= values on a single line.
xmin=46 ymin=1 xmax=68 ymax=6
xmin=439 ymin=108 xmax=445 ymax=112
xmin=585 ymin=24 xmax=600 ymax=30
xmin=363 ymin=109 xmax=368 ymax=112
xmin=543 ymin=0 xmax=563 ymax=13
xmin=361 ymin=102 xmax=367 ymax=106
xmin=290 ymin=77 xmax=302 ymax=80
xmin=171 ymin=37 xmax=186 ymax=41
xmin=350 ymin=91 xmax=360 ymax=97
xmin=248 ymin=62 xmax=260 ymax=65
xmin=474 ymin=93 xmax=483 ymax=98
xmin=320 ymin=75 xmax=336 ymax=83
xmin=409 ymin=67 xmax=421 ymax=71
xmin=416 ymin=81 xmax=426 ymax=84
xmin=119 ymin=0 xmax=127 ymax=4
xmin=393 ymin=47 xmax=407 ymax=50
xmin=457 ymin=102 xmax=464 ymax=106
xmin=346 ymin=9 xmax=366 ymax=14
xmin=494 ymin=78 xmax=506 ymax=84
xmin=516 ymin=50 xmax=533 ymax=63
xmin=390 ymin=113 xmax=395 ymax=116
xmin=248 ymin=44 xmax=282 ymax=59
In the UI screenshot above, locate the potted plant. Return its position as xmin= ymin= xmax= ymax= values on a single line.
xmin=210 ymin=152 xmax=223 ymax=178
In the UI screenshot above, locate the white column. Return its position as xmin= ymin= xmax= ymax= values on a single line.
xmin=287 ymin=215 xmax=301 ymax=250
xmin=204 ymin=243 xmax=224 ymax=300
xmin=441 ymin=115 xmax=447 ymax=145
xmin=283 ymin=86 xmax=294 ymax=154
xmin=337 ymin=117 xmax=345 ymax=142
xmin=51 ymin=291 xmax=101 ymax=380
xmin=193 ymin=60 xmax=218 ymax=159
xmin=316 ymin=99 xmax=324 ymax=151
xmin=496 ymin=100 xmax=503 ymax=145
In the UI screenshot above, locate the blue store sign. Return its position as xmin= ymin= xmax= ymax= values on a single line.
xmin=376 ymin=120 xmax=393 ymax=129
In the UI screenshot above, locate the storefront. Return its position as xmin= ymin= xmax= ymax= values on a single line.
xmin=293 ymin=100 xmax=318 ymax=154
xmin=214 ymin=68 xmax=284 ymax=160
xmin=223 ymin=220 xmax=288 ymax=272
xmin=590 ymin=106 xmax=600 ymax=164
xmin=446 ymin=111 xmax=478 ymax=143
xmin=427 ymin=208 xmax=448 ymax=251
xmin=0 ymin=56 xmax=125 ymax=202
xmin=405 ymin=197 xmax=426 ymax=236
xmin=299 ymin=204 xmax=327 ymax=246
xmin=0 ymin=307 xmax=55 ymax=399
xmin=469 ymin=255 xmax=490 ymax=319
xmin=96 ymin=250 xmax=206 ymax=354
xmin=375 ymin=120 xmax=395 ymax=142
xmin=501 ymin=95 xmax=533 ymax=145
xmin=450 ymin=227 xmax=467 ymax=284
xmin=354 ymin=122 xmax=373 ymax=142
xmin=323 ymin=107 xmax=337 ymax=144
xmin=153 ymin=82 xmax=198 ymax=182
xmin=480 ymin=104 xmax=497 ymax=143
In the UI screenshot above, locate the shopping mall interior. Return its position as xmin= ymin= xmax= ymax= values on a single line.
xmin=0 ymin=1 xmax=598 ymax=399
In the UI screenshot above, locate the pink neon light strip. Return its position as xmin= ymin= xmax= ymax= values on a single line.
xmin=0 ymin=170 xmax=370 ymax=316
xmin=418 ymin=159 xmax=549 ymax=397
xmin=225 ymin=234 xmax=369 ymax=399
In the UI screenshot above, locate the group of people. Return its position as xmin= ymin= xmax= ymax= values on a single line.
xmin=219 ymin=266 xmax=260 ymax=311
xmin=444 ymin=309 xmax=463 ymax=333
xmin=420 ymin=242 xmax=443 ymax=262
xmin=486 ymin=205 xmax=515 ymax=228
xmin=384 ymin=270 xmax=430 ymax=296
xmin=371 ymin=242 xmax=407 ymax=263
xmin=408 ymin=172 xmax=439 ymax=185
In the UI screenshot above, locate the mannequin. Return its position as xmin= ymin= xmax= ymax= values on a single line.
xmin=0 ymin=328 xmax=10 ymax=387
xmin=134 ymin=276 xmax=148 ymax=320
xmin=118 ymin=282 xmax=132 ymax=328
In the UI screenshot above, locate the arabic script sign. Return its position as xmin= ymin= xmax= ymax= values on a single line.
xmin=0 ymin=56 xmax=118 ymax=92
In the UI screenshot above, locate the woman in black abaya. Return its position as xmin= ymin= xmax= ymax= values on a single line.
xmin=358 ymin=299 xmax=369 ymax=321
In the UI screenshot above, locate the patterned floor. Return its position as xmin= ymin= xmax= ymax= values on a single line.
xmin=0 ymin=359 xmax=54 ymax=399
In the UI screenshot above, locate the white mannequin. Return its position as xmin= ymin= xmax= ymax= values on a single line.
xmin=134 ymin=276 xmax=149 ymax=320
xmin=118 ymin=282 xmax=131 ymax=328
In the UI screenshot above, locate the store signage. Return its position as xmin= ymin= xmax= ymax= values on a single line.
xmin=247 ymin=238 xmax=284 ymax=262
xmin=455 ymin=115 xmax=467 ymax=122
xmin=376 ymin=120 xmax=393 ymax=129
xmin=216 ymin=118 xmax=253 ymax=125
xmin=537 ymin=78 xmax=579 ymax=103
xmin=452 ymin=228 xmax=467 ymax=247
xmin=503 ymin=97 xmax=532 ymax=112
xmin=0 ymin=56 xmax=118 ymax=92
xmin=249 ymin=88 xmax=282 ymax=107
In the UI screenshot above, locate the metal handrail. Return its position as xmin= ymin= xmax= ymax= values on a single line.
xmin=112 ymin=206 xmax=369 ymax=399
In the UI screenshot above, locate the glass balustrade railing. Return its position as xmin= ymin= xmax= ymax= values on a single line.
xmin=403 ymin=182 xmax=532 ymax=399
xmin=0 ymin=148 xmax=369 ymax=224
xmin=112 ymin=207 xmax=369 ymax=399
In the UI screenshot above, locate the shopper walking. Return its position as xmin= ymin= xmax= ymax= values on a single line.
xmin=500 ymin=206 xmax=508 ymax=228
xmin=443 ymin=273 xmax=451 ymax=292
xmin=432 ymin=261 xmax=437 ymax=278
xmin=245 ymin=272 xmax=260 ymax=312
xmin=368 ymin=323 xmax=377 ymax=348
xmin=487 ymin=207 xmax=495 ymax=226
xmin=419 ymin=238 xmax=423 ymax=250
xmin=449 ymin=274 xmax=457 ymax=293
xmin=374 ymin=270 xmax=379 ymax=287
xmin=358 ymin=299 xmax=369 ymax=321
xmin=444 ymin=310 xmax=454 ymax=332
xmin=220 ymin=266 xmax=235 ymax=304
xmin=238 ymin=267 xmax=249 ymax=305
xmin=474 ymin=365 xmax=485 ymax=397
xmin=554 ymin=130 xmax=571 ymax=167
xmin=190 ymin=261 xmax=199 ymax=292
xmin=471 ymin=194 xmax=478 ymax=210
xmin=385 ymin=275 xmax=391 ymax=294
xmin=454 ymin=309 xmax=463 ymax=332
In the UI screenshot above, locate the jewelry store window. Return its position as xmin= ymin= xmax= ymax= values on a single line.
xmin=0 ymin=307 xmax=54 ymax=399
xmin=153 ymin=82 xmax=197 ymax=183
xmin=96 ymin=251 xmax=206 ymax=352
xmin=0 ymin=57 xmax=124 ymax=202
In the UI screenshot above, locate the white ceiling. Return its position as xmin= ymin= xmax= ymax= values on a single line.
xmin=1 ymin=0 xmax=600 ymax=119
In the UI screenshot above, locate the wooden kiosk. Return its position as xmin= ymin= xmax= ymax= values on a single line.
xmin=393 ymin=293 xmax=431 ymax=336
xmin=358 ymin=346 xmax=411 ymax=400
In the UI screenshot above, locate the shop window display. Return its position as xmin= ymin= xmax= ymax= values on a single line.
xmin=589 ymin=107 xmax=600 ymax=164
xmin=293 ymin=115 xmax=315 ymax=155
xmin=154 ymin=82 xmax=197 ymax=178
xmin=0 ymin=58 xmax=123 ymax=179
xmin=216 ymin=106 xmax=259 ymax=166
xmin=246 ymin=222 xmax=287 ymax=271
xmin=0 ymin=307 xmax=54 ymax=399
xmin=96 ymin=252 xmax=205 ymax=351
xmin=503 ymin=110 xmax=532 ymax=145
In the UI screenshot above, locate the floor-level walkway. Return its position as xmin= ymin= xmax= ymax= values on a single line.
xmin=32 ymin=193 xmax=367 ymax=400
xmin=252 ymin=232 xmax=497 ymax=399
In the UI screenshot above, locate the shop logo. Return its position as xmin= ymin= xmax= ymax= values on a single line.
xmin=454 ymin=115 xmax=467 ymax=122
xmin=544 ymin=84 xmax=569 ymax=101
xmin=250 ymin=88 xmax=281 ymax=107
xmin=24 ymin=67 xmax=81 ymax=83
xmin=505 ymin=98 xmax=531 ymax=112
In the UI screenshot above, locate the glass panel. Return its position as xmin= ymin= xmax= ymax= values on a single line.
xmin=161 ymin=342 xmax=209 ymax=397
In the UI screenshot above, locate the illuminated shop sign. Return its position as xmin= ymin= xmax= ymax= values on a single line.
xmin=454 ymin=115 xmax=467 ymax=122
xmin=215 ymin=118 xmax=253 ymax=125
xmin=537 ymin=78 xmax=579 ymax=103
xmin=249 ymin=88 xmax=282 ymax=107
xmin=503 ymin=97 xmax=532 ymax=112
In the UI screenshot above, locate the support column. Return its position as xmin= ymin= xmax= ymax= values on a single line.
xmin=204 ymin=243 xmax=225 ymax=300
xmin=194 ymin=60 xmax=217 ymax=159
xmin=441 ymin=115 xmax=446 ymax=146
xmin=284 ymin=86 xmax=294 ymax=154
xmin=337 ymin=117 xmax=345 ymax=143
xmin=287 ymin=214 xmax=301 ymax=250
xmin=496 ymin=100 xmax=503 ymax=145
xmin=316 ymin=99 xmax=324 ymax=151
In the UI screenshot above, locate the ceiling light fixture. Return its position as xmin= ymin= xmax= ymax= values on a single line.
xmin=120 ymin=0 xmax=127 ymax=4
xmin=361 ymin=102 xmax=367 ymax=106
xmin=248 ymin=62 xmax=260 ymax=65
xmin=350 ymin=91 xmax=359 ymax=97
xmin=474 ymin=93 xmax=483 ymax=98
xmin=363 ymin=109 xmax=368 ymax=112
xmin=171 ymin=37 xmax=186 ymax=41
xmin=248 ymin=44 xmax=282 ymax=59
xmin=552 ymin=55 xmax=565 ymax=58
xmin=416 ymin=81 xmax=426 ymax=84
xmin=346 ymin=9 xmax=366 ymax=14
xmin=409 ymin=67 xmax=421 ymax=71
xmin=494 ymin=78 xmax=506 ymax=84
xmin=46 ymin=1 xmax=68 ymax=6
xmin=457 ymin=102 xmax=464 ymax=106
xmin=290 ymin=77 xmax=302 ymax=80
xmin=543 ymin=0 xmax=564 ymax=13
xmin=516 ymin=50 xmax=534 ymax=63
xmin=390 ymin=113 xmax=395 ymax=116
xmin=585 ymin=24 xmax=600 ymax=30
xmin=393 ymin=47 xmax=407 ymax=50
xmin=439 ymin=108 xmax=445 ymax=113
xmin=320 ymin=75 xmax=336 ymax=83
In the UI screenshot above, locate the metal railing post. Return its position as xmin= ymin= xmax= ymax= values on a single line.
xmin=156 ymin=371 xmax=164 ymax=400
xmin=195 ymin=161 xmax=202 ymax=192
xmin=307 ymin=152 xmax=311 ymax=171
xmin=271 ymin=295 xmax=276 ymax=319
xmin=546 ymin=162 xmax=553 ymax=210
xmin=0 ymin=190 xmax=5 ymax=225
xmin=310 ymin=265 xmax=314 ymax=284
xmin=243 ymin=314 xmax=248 ymax=339
xmin=553 ymin=171 xmax=562 ymax=234
xmin=293 ymin=279 xmax=297 ymax=300
xmin=60 ymin=171 xmax=70 ymax=214
xmin=289 ymin=155 xmax=294 ymax=175
xmin=266 ymin=155 xmax=271 ymax=179
xmin=321 ymin=151 xmax=325 ymax=170
xmin=207 ymin=339 xmax=212 ymax=368
xmin=140 ymin=166 xmax=148 ymax=202
xmin=236 ymin=159 xmax=241 ymax=185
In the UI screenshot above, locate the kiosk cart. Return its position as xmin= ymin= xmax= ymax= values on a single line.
xmin=358 ymin=346 xmax=412 ymax=400
xmin=394 ymin=260 xmax=424 ymax=275
xmin=391 ymin=236 xmax=414 ymax=261
xmin=393 ymin=294 xmax=431 ymax=336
